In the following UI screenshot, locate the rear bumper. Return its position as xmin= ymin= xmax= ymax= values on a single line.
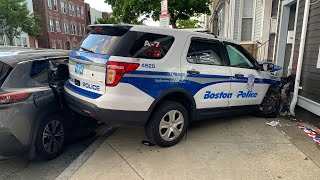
xmin=64 ymin=91 xmax=150 ymax=126
xmin=0 ymin=132 xmax=24 ymax=157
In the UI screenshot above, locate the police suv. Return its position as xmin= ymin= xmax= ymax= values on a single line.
xmin=64 ymin=25 xmax=282 ymax=147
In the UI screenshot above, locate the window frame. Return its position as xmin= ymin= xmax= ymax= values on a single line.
xmin=48 ymin=0 xmax=52 ymax=10
xmin=186 ymin=37 xmax=228 ymax=67
xmin=56 ymin=20 xmax=61 ymax=32
xmin=61 ymin=1 xmax=67 ymax=14
xmin=222 ymin=42 xmax=260 ymax=70
xmin=53 ymin=0 xmax=58 ymax=11
xmin=49 ymin=19 xmax=54 ymax=32
xmin=81 ymin=7 xmax=84 ymax=19
xmin=239 ymin=0 xmax=255 ymax=42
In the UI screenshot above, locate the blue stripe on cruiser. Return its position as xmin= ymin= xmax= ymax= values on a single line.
xmin=65 ymin=81 xmax=102 ymax=99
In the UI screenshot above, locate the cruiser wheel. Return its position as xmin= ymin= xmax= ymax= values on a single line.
xmin=145 ymin=101 xmax=189 ymax=147
xmin=257 ymin=87 xmax=282 ymax=118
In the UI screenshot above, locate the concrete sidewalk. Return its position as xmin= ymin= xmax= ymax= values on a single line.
xmin=69 ymin=116 xmax=320 ymax=180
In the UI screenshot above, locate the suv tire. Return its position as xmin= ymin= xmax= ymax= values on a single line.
xmin=257 ymin=87 xmax=282 ymax=118
xmin=35 ymin=114 xmax=65 ymax=160
xmin=145 ymin=101 xmax=189 ymax=147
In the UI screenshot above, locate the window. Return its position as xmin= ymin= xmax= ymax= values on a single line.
xmin=226 ymin=44 xmax=254 ymax=68
xmin=56 ymin=20 xmax=61 ymax=32
xmin=54 ymin=0 xmax=58 ymax=11
xmin=186 ymin=39 xmax=223 ymax=65
xmin=72 ymin=4 xmax=75 ymax=16
xmin=49 ymin=19 xmax=54 ymax=32
xmin=81 ymin=7 xmax=84 ymax=19
xmin=52 ymin=40 xmax=56 ymax=49
xmin=57 ymin=42 xmax=62 ymax=49
xmin=74 ymin=24 xmax=77 ymax=35
xmin=77 ymin=5 xmax=80 ymax=18
xmin=78 ymin=24 xmax=82 ymax=36
xmin=241 ymin=0 xmax=254 ymax=41
xmin=48 ymin=0 xmax=52 ymax=9
xmin=69 ymin=3 xmax=72 ymax=15
xmin=218 ymin=9 xmax=223 ymax=36
xmin=0 ymin=62 xmax=12 ymax=86
xmin=30 ymin=60 xmax=49 ymax=85
xmin=83 ymin=25 xmax=86 ymax=35
xmin=64 ymin=21 xmax=69 ymax=34
xmin=61 ymin=1 xmax=66 ymax=14
xmin=22 ymin=37 xmax=28 ymax=47
xmin=15 ymin=37 xmax=22 ymax=46
xmin=129 ymin=33 xmax=175 ymax=59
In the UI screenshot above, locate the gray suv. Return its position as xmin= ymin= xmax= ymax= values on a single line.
xmin=0 ymin=47 xmax=70 ymax=160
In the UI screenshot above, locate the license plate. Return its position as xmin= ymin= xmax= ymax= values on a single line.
xmin=75 ymin=63 xmax=84 ymax=75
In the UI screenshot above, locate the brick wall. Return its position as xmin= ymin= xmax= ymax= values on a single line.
xmin=33 ymin=0 xmax=87 ymax=49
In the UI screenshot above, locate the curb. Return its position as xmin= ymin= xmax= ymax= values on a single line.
xmin=55 ymin=126 xmax=117 ymax=180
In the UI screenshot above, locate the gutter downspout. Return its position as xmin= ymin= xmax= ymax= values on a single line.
xmin=290 ymin=0 xmax=311 ymax=116
xmin=287 ymin=0 xmax=300 ymax=76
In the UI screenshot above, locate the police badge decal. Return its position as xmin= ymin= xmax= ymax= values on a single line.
xmin=247 ymin=74 xmax=255 ymax=90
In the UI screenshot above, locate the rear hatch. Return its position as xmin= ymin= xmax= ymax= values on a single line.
xmin=68 ymin=25 xmax=132 ymax=97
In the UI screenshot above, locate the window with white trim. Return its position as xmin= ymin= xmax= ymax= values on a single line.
xmin=49 ymin=19 xmax=54 ymax=32
xmin=218 ymin=9 xmax=223 ymax=36
xmin=72 ymin=4 xmax=75 ymax=16
xmin=61 ymin=1 xmax=66 ymax=14
xmin=56 ymin=20 xmax=61 ymax=32
xmin=77 ymin=5 xmax=80 ymax=18
xmin=78 ymin=24 xmax=82 ymax=36
xmin=64 ymin=21 xmax=69 ymax=34
xmin=52 ymin=40 xmax=56 ymax=49
xmin=241 ymin=0 xmax=254 ymax=41
xmin=54 ymin=0 xmax=58 ymax=11
xmin=57 ymin=42 xmax=62 ymax=49
xmin=69 ymin=3 xmax=73 ymax=15
xmin=82 ymin=25 xmax=86 ymax=36
xmin=74 ymin=24 xmax=77 ymax=35
xmin=48 ymin=0 xmax=52 ymax=10
xmin=81 ymin=7 xmax=84 ymax=19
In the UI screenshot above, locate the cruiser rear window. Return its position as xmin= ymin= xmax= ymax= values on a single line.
xmin=0 ymin=62 xmax=13 ymax=86
xmin=76 ymin=27 xmax=175 ymax=60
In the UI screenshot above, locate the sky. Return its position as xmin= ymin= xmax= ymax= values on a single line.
xmin=84 ymin=0 xmax=159 ymax=26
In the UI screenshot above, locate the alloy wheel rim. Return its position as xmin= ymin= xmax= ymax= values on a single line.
xmin=260 ymin=94 xmax=278 ymax=113
xmin=159 ymin=110 xmax=184 ymax=141
xmin=42 ymin=120 xmax=64 ymax=153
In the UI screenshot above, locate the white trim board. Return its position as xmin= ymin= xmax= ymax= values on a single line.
xmin=297 ymin=95 xmax=320 ymax=116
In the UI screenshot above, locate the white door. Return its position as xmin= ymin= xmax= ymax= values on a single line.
xmin=180 ymin=36 xmax=232 ymax=109
xmin=224 ymin=43 xmax=270 ymax=107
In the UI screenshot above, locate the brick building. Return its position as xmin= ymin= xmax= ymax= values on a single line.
xmin=32 ymin=0 xmax=87 ymax=50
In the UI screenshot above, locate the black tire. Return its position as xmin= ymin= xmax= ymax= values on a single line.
xmin=145 ymin=101 xmax=189 ymax=147
xmin=35 ymin=114 xmax=65 ymax=160
xmin=257 ymin=87 xmax=282 ymax=118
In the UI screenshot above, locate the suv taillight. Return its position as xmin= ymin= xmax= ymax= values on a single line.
xmin=0 ymin=92 xmax=31 ymax=104
xmin=106 ymin=61 xmax=140 ymax=87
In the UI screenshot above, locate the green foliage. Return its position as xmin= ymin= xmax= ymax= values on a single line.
xmin=177 ymin=19 xmax=202 ymax=29
xmin=105 ymin=0 xmax=211 ymax=28
xmin=0 ymin=0 xmax=42 ymax=45
xmin=95 ymin=17 xmax=119 ymax=24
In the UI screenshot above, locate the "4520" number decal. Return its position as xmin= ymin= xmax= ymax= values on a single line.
xmin=141 ymin=63 xmax=156 ymax=68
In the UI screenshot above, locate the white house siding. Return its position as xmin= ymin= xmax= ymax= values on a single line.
xmin=90 ymin=7 xmax=103 ymax=24
xmin=254 ymin=0 xmax=263 ymax=41
xmin=233 ymin=0 xmax=240 ymax=41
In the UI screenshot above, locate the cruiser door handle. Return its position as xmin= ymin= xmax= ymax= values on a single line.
xmin=187 ymin=70 xmax=200 ymax=75
xmin=235 ymin=74 xmax=244 ymax=78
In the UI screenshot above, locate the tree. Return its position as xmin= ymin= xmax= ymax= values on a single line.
xmin=95 ymin=17 xmax=119 ymax=24
xmin=0 ymin=0 xmax=42 ymax=45
xmin=177 ymin=19 xmax=202 ymax=29
xmin=105 ymin=0 xmax=211 ymax=28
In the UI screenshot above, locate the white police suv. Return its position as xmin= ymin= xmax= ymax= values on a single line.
xmin=64 ymin=24 xmax=282 ymax=147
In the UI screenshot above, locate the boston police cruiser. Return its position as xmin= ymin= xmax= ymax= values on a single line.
xmin=64 ymin=24 xmax=282 ymax=147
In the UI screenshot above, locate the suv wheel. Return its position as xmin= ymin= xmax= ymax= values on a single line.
xmin=145 ymin=101 xmax=189 ymax=147
xmin=257 ymin=87 xmax=282 ymax=118
xmin=35 ymin=114 xmax=65 ymax=160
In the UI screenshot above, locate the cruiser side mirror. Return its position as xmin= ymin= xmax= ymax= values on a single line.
xmin=260 ymin=62 xmax=274 ymax=71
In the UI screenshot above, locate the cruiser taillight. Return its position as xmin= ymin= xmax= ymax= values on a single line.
xmin=106 ymin=61 xmax=140 ymax=87
xmin=0 ymin=92 xmax=31 ymax=104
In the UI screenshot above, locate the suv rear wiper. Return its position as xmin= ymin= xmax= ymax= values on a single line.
xmin=80 ymin=46 xmax=95 ymax=53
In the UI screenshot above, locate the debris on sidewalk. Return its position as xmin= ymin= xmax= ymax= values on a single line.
xmin=297 ymin=124 xmax=320 ymax=145
xmin=266 ymin=121 xmax=280 ymax=127
xmin=142 ymin=140 xmax=155 ymax=146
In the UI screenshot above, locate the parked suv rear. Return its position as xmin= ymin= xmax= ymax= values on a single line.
xmin=65 ymin=25 xmax=282 ymax=147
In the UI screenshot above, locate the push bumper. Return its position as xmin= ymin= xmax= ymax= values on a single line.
xmin=64 ymin=91 xmax=150 ymax=126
